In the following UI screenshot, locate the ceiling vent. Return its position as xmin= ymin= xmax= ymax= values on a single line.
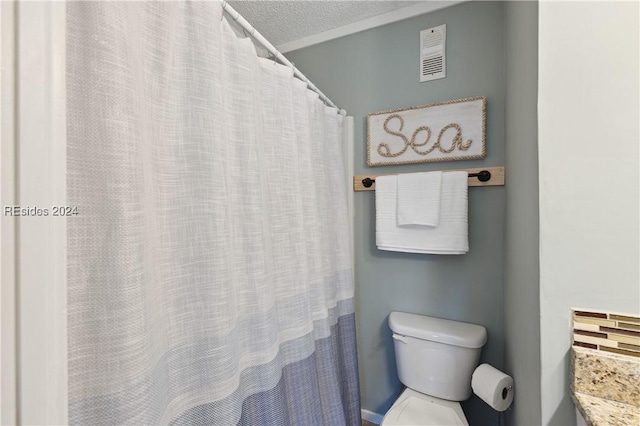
xmin=420 ymin=24 xmax=446 ymax=82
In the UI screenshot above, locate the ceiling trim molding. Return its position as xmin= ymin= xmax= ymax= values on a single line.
xmin=277 ymin=1 xmax=467 ymax=53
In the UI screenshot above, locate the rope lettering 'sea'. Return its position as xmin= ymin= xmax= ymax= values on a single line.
xmin=377 ymin=114 xmax=473 ymax=158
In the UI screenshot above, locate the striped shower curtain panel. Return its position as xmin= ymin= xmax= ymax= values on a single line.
xmin=66 ymin=1 xmax=360 ymax=424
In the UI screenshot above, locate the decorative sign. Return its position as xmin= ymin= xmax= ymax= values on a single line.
xmin=367 ymin=96 xmax=486 ymax=166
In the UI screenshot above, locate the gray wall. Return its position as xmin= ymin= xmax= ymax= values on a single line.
xmin=503 ymin=2 xmax=541 ymax=426
xmin=288 ymin=2 xmax=506 ymax=424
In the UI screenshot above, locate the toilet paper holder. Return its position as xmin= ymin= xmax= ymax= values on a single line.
xmin=471 ymin=363 xmax=514 ymax=411
xmin=502 ymin=386 xmax=513 ymax=399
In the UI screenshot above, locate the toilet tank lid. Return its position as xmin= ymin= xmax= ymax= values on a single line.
xmin=388 ymin=312 xmax=487 ymax=348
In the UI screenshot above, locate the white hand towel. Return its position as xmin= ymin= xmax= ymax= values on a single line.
xmin=397 ymin=172 xmax=442 ymax=226
xmin=376 ymin=171 xmax=469 ymax=254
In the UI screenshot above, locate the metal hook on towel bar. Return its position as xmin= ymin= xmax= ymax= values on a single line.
xmin=468 ymin=170 xmax=492 ymax=182
xmin=361 ymin=170 xmax=492 ymax=188
xmin=361 ymin=177 xmax=376 ymax=188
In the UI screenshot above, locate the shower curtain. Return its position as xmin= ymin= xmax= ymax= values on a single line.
xmin=66 ymin=1 xmax=360 ymax=425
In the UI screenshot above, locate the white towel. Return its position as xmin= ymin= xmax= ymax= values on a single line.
xmin=375 ymin=171 xmax=469 ymax=254
xmin=397 ymin=172 xmax=442 ymax=226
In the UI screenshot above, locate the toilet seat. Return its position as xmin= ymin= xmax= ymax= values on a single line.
xmin=381 ymin=388 xmax=468 ymax=426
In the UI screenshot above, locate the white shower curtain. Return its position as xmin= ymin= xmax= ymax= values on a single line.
xmin=66 ymin=1 xmax=360 ymax=424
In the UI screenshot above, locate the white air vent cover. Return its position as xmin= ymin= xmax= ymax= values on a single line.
xmin=420 ymin=24 xmax=446 ymax=82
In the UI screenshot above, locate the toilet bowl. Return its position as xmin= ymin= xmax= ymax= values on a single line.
xmin=381 ymin=388 xmax=468 ymax=426
xmin=380 ymin=312 xmax=487 ymax=426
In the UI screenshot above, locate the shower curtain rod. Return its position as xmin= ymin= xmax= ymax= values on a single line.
xmin=220 ymin=1 xmax=346 ymax=116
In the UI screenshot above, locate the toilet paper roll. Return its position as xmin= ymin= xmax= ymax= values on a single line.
xmin=471 ymin=363 xmax=514 ymax=412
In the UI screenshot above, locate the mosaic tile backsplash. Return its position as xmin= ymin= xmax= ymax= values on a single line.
xmin=572 ymin=309 xmax=640 ymax=358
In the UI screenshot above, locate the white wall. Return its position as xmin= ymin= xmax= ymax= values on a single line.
xmin=4 ymin=2 xmax=68 ymax=424
xmin=538 ymin=2 xmax=639 ymax=424
xmin=1 ymin=2 xmax=17 ymax=424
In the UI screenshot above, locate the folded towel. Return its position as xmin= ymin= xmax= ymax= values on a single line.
xmin=397 ymin=172 xmax=442 ymax=226
xmin=376 ymin=171 xmax=469 ymax=254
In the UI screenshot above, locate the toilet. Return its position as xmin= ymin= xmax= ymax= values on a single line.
xmin=381 ymin=312 xmax=488 ymax=426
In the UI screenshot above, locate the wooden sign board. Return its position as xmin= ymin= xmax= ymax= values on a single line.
xmin=367 ymin=96 xmax=486 ymax=166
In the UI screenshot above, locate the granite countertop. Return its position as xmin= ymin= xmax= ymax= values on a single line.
xmin=571 ymin=347 xmax=640 ymax=426
xmin=572 ymin=392 xmax=639 ymax=426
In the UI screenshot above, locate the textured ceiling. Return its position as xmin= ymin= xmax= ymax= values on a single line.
xmin=227 ymin=1 xmax=423 ymax=48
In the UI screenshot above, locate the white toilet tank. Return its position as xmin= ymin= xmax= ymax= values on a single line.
xmin=389 ymin=312 xmax=487 ymax=402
